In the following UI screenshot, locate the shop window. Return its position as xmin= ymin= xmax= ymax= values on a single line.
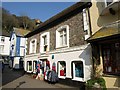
xmin=72 ymin=61 xmax=84 ymax=81
xmin=102 ymin=42 xmax=120 ymax=75
xmin=58 ymin=61 xmax=66 ymax=78
xmin=27 ymin=61 xmax=32 ymax=71
xmin=33 ymin=61 xmax=37 ymax=73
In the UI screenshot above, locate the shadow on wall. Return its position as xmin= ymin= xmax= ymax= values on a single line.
xmin=79 ymin=44 xmax=92 ymax=66
xmin=96 ymin=2 xmax=119 ymax=27
xmin=114 ymin=77 xmax=120 ymax=88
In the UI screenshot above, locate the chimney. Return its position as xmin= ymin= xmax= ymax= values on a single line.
xmin=35 ymin=19 xmax=41 ymax=26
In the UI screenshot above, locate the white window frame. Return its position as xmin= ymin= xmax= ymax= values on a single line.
xmin=56 ymin=25 xmax=69 ymax=48
xmin=40 ymin=32 xmax=50 ymax=53
xmin=82 ymin=9 xmax=90 ymax=40
xmin=58 ymin=61 xmax=66 ymax=79
xmin=29 ymin=39 xmax=37 ymax=54
xmin=104 ymin=0 xmax=113 ymax=7
xmin=27 ymin=61 xmax=32 ymax=72
xmin=72 ymin=61 xmax=85 ymax=82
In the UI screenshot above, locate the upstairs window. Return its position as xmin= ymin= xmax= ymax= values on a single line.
xmin=105 ymin=0 xmax=113 ymax=7
xmin=43 ymin=35 xmax=48 ymax=52
xmin=40 ymin=32 xmax=50 ymax=53
xmin=56 ymin=25 xmax=69 ymax=48
xmin=1 ymin=36 xmax=5 ymax=43
xmin=29 ymin=39 xmax=37 ymax=54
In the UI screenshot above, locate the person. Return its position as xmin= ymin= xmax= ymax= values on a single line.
xmin=36 ymin=61 xmax=41 ymax=80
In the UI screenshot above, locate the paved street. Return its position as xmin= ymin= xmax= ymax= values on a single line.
xmin=2 ymin=65 xmax=79 ymax=90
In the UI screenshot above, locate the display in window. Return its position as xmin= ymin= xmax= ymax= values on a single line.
xmin=75 ymin=62 xmax=83 ymax=78
xmin=59 ymin=61 xmax=66 ymax=76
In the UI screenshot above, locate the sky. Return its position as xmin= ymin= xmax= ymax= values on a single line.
xmin=2 ymin=2 xmax=76 ymax=22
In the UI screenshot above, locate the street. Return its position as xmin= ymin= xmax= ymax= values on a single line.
xmin=2 ymin=65 xmax=79 ymax=90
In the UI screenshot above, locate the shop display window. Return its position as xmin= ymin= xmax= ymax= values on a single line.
xmin=58 ymin=61 xmax=66 ymax=78
xmin=72 ymin=61 xmax=84 ymax=80
xmin=27 ymin=61 xmax=32 ymax=71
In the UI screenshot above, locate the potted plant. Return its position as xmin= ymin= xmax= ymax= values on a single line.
xmin=86 ymin=57 xmax=106 ymax=90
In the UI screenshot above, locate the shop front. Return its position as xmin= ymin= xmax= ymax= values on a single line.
xmin=87 ymin=25 xmax=120 ymax=88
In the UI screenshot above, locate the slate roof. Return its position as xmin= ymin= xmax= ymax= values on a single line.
xmin=25 ymin=2 xmax=92 ymax=37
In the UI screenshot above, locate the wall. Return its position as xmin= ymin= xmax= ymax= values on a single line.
xmin=27 ymin=33 xmax=40 ymax=55
xmin=49 ymin=44 xmax=92 ymax=82
xmin=0 ymin=36 xmax=10 ymax=56
xmin=89 ymin=2 xmax=120 ymax=34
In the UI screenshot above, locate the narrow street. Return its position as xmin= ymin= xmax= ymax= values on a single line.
xmin=2 ymin=65 xmax=79 ymax=90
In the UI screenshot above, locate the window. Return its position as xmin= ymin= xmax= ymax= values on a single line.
xmin=0 ymin=45 xmax=4 ymax=53
xmin=72 ymin=61 xmax=84 ymax=81
xmin=29 ymin=39 xmax=37 ymax=54
xmin=58 ymin=61 xmax=66 ymax=78
xmin=40 ymin=32 xmax=50 ymax=53
xmin=27 ymin=61 xmax=32 ymax=71
xmin=33 ymin=61 xmax=37 ymax=73
xmin=82 ymin=9 xmax=90 ymax=40
xmin=102 ymin=42 xmax=120 ymax=75
xmin=1 ymin=36 xmax=5 ymax=43
xmin=43 ymin=35 xmax=48 ymax=52
xmin=56 ymin=25 xmax=69 ymax=48
xmin=105 ymin=0 xmax=113 ymax=7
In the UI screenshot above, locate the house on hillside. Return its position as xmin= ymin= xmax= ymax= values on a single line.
xmin=87 ymin=0 xmax=120 ymax=89
xmin=0 ymin=30 xmax=10 ymax=64
xmin=24 ymin=2 xmax=92 ymax=86
xmin=9 ymin=27 xmax=30 ymax=69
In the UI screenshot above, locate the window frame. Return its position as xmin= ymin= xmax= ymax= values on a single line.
xmin=40 ymin=32 xmax=50 ymax=53
xmin=56 ymin=25 xmax=69 ymax=49
xmin=57 ymin=61 xmax=66 ymax=79
xmin=104 ymin=0 xmax=113 ymax=7
xmin=29 ymin=39 xmax=37 ymax=54
xmin=72 ymin=61 xmax=85 ymax=82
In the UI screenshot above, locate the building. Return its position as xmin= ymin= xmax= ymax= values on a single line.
xmin=87 ymin=0 xmax=120 ymax=89
xmin=24 ymin=2 xmax=92 ymax=86
xmin=9 ymin=27 xmax=30 ymax=69
xmin=0 ymin=30 xmax=10 ymax=64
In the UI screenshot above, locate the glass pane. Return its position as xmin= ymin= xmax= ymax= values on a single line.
xmin=75 ymin=62 xmax=83 ymax=78
xmin=43 ymin=35 xmax=47 ymax=45
xmin=64 ymin=34 xmax=67 ymax=45
xmin=60 ymin=35 xmax=63 ymax=46
xmin=59 ymin=61 xmax=66 ymax=76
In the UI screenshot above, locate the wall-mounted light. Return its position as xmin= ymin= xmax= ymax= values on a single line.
xmin=109 ymin=8 xmax=116 ymax=15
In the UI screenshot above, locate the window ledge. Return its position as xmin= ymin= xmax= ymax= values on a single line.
xmin=56 ymin=45 xmax=69 ymax=49
xmin=103 ymin=73 xmax=120 ymax=77
xmin=72 ymin=78 xmax=84 ymax=82
xmin=59 ymin=76 xmax=66 ymax=79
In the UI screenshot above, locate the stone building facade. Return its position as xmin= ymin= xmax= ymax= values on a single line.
xmin=24 ymin=2 xmax=92 ymax=86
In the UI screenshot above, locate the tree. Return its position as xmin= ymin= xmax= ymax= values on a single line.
xmin=2 ymin=8 xmax=19 ymax=32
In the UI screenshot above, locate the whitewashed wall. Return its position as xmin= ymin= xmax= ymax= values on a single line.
xmin=0 ymin=36 xmax=10 ymax=56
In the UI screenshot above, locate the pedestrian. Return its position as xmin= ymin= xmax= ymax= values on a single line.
xmin=36 ymin=60 xmax=41 ymax=80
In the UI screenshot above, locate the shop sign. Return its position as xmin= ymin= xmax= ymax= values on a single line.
xmin=52 ymin=55 xmax=54 ymax=59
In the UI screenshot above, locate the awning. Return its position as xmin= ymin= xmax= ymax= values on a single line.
xmin=87 ymin=22 xmax=120 ymax=42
